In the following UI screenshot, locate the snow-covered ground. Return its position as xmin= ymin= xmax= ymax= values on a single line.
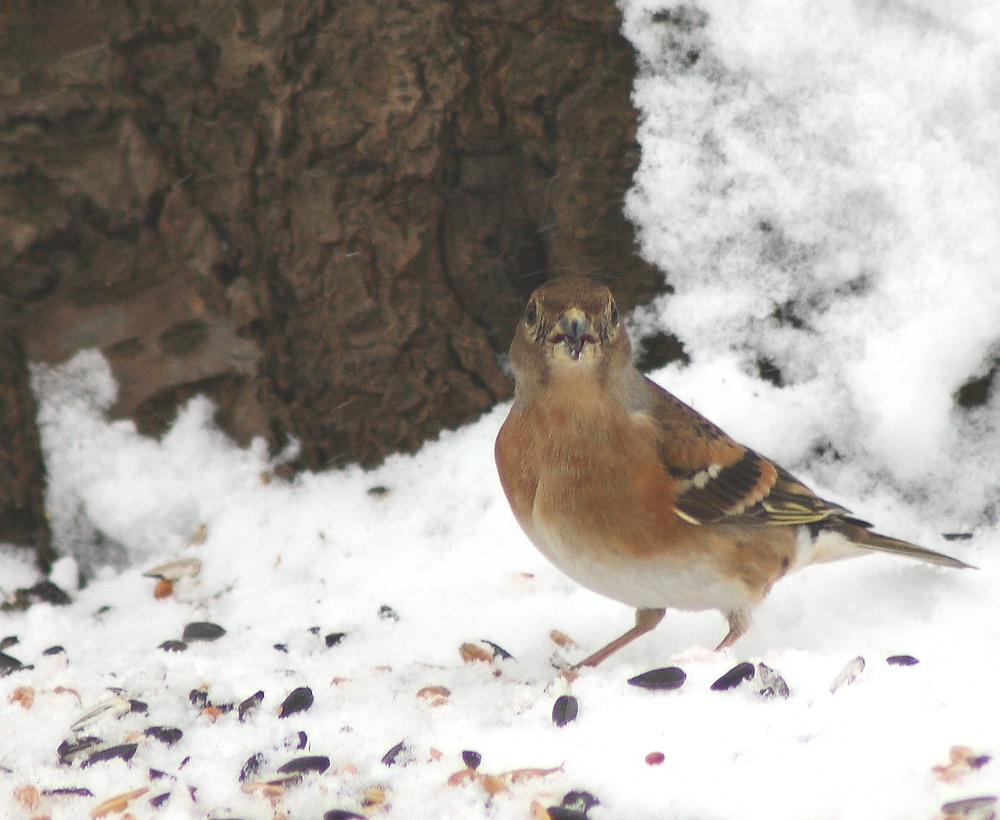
xmin=3 ymin=2 xmax=999 ymax=818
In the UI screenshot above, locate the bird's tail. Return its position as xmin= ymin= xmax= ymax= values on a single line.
xmin=836 ymin=522 xmax=976 ymax=569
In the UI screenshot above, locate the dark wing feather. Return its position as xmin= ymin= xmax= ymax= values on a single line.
xmin=644 ymin=376 xmax=848 ymax=527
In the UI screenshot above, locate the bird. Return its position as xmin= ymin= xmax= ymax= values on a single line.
xmin=494 ymin=276 xmax=973 ymax=668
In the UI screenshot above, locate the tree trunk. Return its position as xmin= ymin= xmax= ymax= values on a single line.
xmin=0 ymin=0 xmax=667 ymax=563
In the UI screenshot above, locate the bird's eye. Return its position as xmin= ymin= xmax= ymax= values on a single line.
xmin=610 ymin=302 xmax=620 ymax=325
xmin=524 ymin=301 xmax=538 ymax=326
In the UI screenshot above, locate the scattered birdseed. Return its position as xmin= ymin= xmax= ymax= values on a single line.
xmin=81 ymin=743 xmax=138 ymax=768
xmin=756 ymin=663 xmax=790 ymax=699
xmin=552 ymin=694 xmax=579 ymax=726
xmin=711 ymin=661 xmax=755 ymax=691
xmin=547 ymin=808 xmax=588 ymax=820
xmin=378 ymin=605 xmax=400 ymax=621
xmin=277 ymin=755 xmax=331 ymax=775
xmin=42 ymin=787 xmax=94 ymax=797
xmin=886 ymin=655 xmax=919 ymax=666
xmin=627 ymin=667 xmax=686 ymax=690
xmin=143 ymin=558 xmax=202 ymax=581
xmin=90 ymin=787 xmax=148 ymax=818
xmin=238 ymin=690 xmax=265 ymax=722
xmin=645 ymin=751 xmax=666 ymax=765
xmin=182 ymin=622 xmax=226 ymax=642
xmin=58 ymin=736 xmax=102 ymax=765
xmin=462 ymin=750 xmax=482 ymax=770
xmin=324 ymin=810 xmax=366 ymax=820
xmin=381 ymin=740 xmax=406 ymax=766
xmin=482 ymin=640 xmax=514 ymax=660
xmin=940 ymin=795 xmax=997 ymax=818
xmin=830 ymin=656 xmax=865 ymax=693
xmin=144 ymin=726 xmax=183 ymax=745
xmin=0 ymin=652 xmax=25 ymax=676
xmin=158 ymin=640 xmax=187 ymax=652
xmin=278 ymin=687 xmax=314 ymax=718
xmin=325 ymin=632 xmax=346 ymax=647
xmin=239 ymin=752 xmax=265 ymax=782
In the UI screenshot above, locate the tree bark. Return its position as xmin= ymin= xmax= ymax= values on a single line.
xmin=0 ymin=0 xmax=667 ymax=562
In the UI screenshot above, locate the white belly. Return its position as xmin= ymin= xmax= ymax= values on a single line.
xmin=528 ymin=514 xmax=754 ymax=615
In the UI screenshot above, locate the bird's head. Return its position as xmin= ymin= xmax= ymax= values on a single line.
xmin=509 ymin=276 xmax=632 ymax=392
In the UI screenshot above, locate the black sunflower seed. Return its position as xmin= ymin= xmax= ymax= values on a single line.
xmin=159 ymin=640 xmax=187 ymax=652
xmin=42 ymin=645 xmax=66 ymax=656
xmin=711 ymin=661 xmax=756 ymax=691
xmin=277 ymin=755 xmax=330 ymax=775
xmin=461 ymin=750 xmax=481 ymax=770
xmin=82 ymin=743 xmax=138 ymax=767
xmin=381 ymin=740 xmax=406 ymax=766
xmin=144 ymin=726 xmax=183 ymax=745
xmin=189 ymin=689 xmax=209 ymax=708
xmin=552 ymin=694 xmax=579 ymax=726
xmin=182 ymin=622 xmax=226 ymax=642
xmin=149 ymin=792 xmax=171 ymax=808
xmin=325 ymin=632 xmax=346 ymax=647
xmin=886 ymin=655 xmax=919 ymax=666
xmin=482 ymin=640 xmax=514 ymax=660
xmin=324 ymin=811 xmax=365 ymax=820
xmin=547 ymin=808 xmax=588 ymax=820
xmin=278 ymin=687 xmax=313 ymax=718
xmin=627 ymin=666 xmax=686 ymax=690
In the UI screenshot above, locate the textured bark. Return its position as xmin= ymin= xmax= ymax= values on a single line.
xmin=0 ymin=332 xmax=52 ymax=566
xmin=0 ymin=0 xmax=668 ymax=560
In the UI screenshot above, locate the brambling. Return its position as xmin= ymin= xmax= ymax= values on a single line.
xmin=494 ymin=276 xmax=972 ymax=667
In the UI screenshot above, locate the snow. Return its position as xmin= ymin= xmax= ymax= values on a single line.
xmin=2 ymin=2 xmax=999 ymax=818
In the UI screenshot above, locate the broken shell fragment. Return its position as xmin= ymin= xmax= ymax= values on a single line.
xmin=239 ymin=690 xmax=265 ymax=722
xmin=143 ymin=558 xmax=201 ymax=582
xmin=830 ymin=656 xmax=865 ymax=693
xmin=549 ymin=630 xmax=578 ymax=649
xmin=756 ymin=663 xmax=790 ymax=699
xmin=416 ymin=685 xmax=451 ymax=706
xmin=459 ymin=642 xmax=494 ymax=664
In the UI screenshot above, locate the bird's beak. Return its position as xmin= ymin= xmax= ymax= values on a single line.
xmin=552 ymin=309 xmax=597 ymax=361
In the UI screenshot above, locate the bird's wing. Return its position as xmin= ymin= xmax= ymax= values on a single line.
xmin=643 ymin=377 xmax=850 ymax=527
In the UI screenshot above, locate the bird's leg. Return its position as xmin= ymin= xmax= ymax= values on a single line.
xmin=574 ymin=607 xmax=666 ymax=668
xmin=715 ymin=609 xmax=750 ymax=651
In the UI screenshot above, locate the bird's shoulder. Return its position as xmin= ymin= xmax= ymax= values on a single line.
xmin=639 ymin=376 xmax=848 ymax=528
